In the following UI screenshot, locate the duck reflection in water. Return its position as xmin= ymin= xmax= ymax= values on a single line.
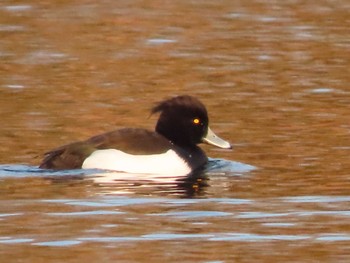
xmin=45 ymin=168 xmax=210 ymax=198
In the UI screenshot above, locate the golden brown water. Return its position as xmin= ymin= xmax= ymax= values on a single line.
xmin=1 ymin=0 xmax=350 ymax=262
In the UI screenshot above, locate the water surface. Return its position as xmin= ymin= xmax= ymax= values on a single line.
xmin=0 ymin=0 xmax=349 ymax=262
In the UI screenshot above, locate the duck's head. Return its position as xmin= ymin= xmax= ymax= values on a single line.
xmin=152 ymin=95 xmax=232 ymax=149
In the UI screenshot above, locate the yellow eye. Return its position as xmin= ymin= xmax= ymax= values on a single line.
xmin=193 ymin=118 xmax=200 ymax=124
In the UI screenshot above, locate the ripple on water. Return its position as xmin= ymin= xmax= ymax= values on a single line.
xmin=0 ymin=237 xmax=34 ymax=244
xmin=208 ymin=233 xmax=311 ymax=242
xmin=282 ymin=196 xmax=350 ymax=203
xmin=206 ymin=158 xmax=257 ymax=175
xmin=0 ymin=213 xmax=23 ymax=218
xmin=47 ymin=210 xmax=124 ymax=216
xmin=3 ymin=84 xmax=25 ymax=90
xmin=32 ymin=240 xmax=82 ymax=247
xmin=0 ymin=25 xmax=25 ymax=32
xmin=146 ymin=38 xmax=177 ymax=45
xmin=3 ymin=5 xmax=32 ymax=12
xmin=40 ymin=197 xmax=253 ymax=208
xmin=14 ymin=232 xmax=350 ymax=247
xmin=309 ymin=88 xmax=335 ymax=94
xmin=17 ymin=51 xmax=69 ymax=65
xmin=236 ymin=212 xmax=292 ymax=219
xmin=316 ymin=234 xmax=350 ymax=242
xmin=153 ymin=210 xmax=232 ymax=218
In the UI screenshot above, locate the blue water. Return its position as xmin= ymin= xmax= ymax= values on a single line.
xmin=0 ymin=158 xmax=256 ymax=187
xmin=0 ymin=158 xmax=255 ymax=179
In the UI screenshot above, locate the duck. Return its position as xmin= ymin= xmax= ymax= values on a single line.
xmin=39 ymin=95 xmax=232 ymax=176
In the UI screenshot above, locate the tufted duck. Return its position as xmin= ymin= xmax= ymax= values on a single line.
xmin=39 ymin=95 xmax=232 ymax=176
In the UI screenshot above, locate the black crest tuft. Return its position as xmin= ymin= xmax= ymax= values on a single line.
xmin=151 ymin=95 xmax=207 ymax=116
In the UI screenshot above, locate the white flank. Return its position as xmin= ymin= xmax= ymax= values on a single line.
xmin=82 ymin=149 xmax=191 ymax=177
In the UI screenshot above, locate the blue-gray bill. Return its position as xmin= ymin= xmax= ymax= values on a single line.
xmin=202 ymin=127 xmax=232 ymax=149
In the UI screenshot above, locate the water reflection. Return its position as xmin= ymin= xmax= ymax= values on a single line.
xmin=0 ymin=157 xmax=254 ymax=198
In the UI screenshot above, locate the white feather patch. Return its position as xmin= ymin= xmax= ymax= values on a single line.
xmin=82 ymin=149 xmax=191 ymax=176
